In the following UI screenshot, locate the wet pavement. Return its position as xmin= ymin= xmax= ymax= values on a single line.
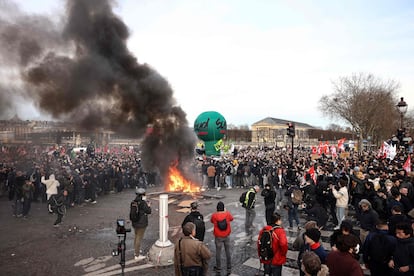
xmin=0 ymin=187 xmax=341 ymax=276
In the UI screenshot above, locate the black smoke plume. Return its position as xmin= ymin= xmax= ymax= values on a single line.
xmin=0 ymin=0 xmax=197 ymax=183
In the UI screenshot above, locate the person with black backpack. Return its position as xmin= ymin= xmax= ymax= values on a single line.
xmin=240 ymin=185 xmax=260 ymax=235
xmin=362 ymin=218 xmax=397 ymax=276
xmin=182 ymin=201 xmax=206 ymax=241
xmin=210 ymin=201 xmax=234 ymax=276
xmin=130 ymin=187 xmax=151 ymax=260
xmin=257 ymin=212 xmax=288 ymax=276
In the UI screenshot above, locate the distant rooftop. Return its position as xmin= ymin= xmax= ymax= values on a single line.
xmin=252 ymin=117 xmax=316 ymax=129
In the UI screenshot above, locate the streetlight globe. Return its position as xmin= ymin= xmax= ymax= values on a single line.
xmin=396 ymin=97 xmax=408 ymax=115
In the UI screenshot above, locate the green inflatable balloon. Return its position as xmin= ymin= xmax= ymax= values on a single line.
xmin=194 ymin=111 xmax=227 ymax=156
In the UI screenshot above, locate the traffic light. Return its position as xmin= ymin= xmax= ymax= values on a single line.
xmin=286 ymin=122 xmax=295 ymax=137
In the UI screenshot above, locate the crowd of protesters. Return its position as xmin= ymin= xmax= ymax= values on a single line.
xmin=0 ymin=144 xmax=158 ymax=225
xmin=1 ymin=138 xmax=414 ymax=274
xmin=196 ymin=140 xmax=414 ymax=275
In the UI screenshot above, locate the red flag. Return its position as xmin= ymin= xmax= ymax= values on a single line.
xmin=337 ymin=138 xmax=346 ymax=151
xmin=330 ymin=145 xmax=337 ymax=158
xmin=323 ymin=142 xmax=330 ymax=154
xmin=403 ymin=155 xmax=411 ymax=173
xmin=308 ymin=166 xmax=317 ymax=184
xmin=317 ymin=142 xmax=323 ymax=155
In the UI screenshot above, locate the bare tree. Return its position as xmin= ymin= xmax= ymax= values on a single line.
xmin=319 ymin=73 xmax=400 ymax=147
xmin=326 ymin=123 xmax=346 ymax=132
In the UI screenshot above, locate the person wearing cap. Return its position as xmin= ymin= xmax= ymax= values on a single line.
xmin=304 ymin=228 xmax=327 ymax=264
xmin=388 ymin=205 xmax=411 ymax=237
xmin=131 ymin=187 xmax=151 ymax=260
xmin=362 ymin=218 xmax=396 ymax=276
xmin=211 ymin=201 xmax=234 ymax=276
xmin=182 ymin=201 xmax=206 ymax=241
xmin=174 ymin=222 xmax=212 ymax=276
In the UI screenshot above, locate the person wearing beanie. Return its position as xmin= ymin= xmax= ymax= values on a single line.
xmin=304 ymin=228 xmax=327 ymax=264
xmin=174 ymin=222 xmax=212 ymax=276
xmin=294 ymin=220 xmax=319 ymax=276
xmin=182 ymin=201 xmax=206 ymax=241
xmin=210 ymin=201 xmax=234 ymax=276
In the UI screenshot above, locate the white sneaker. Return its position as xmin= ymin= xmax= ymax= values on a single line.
xmin=91 ymin=201 xmax=97 ymax=204
xmin=217 ymin=187 xmax=221 ymax=191
xmin=134 ymin=255 xmax=145 ymax=261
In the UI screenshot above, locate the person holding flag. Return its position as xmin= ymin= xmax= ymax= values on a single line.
xmin=403 ymin=154 xmax=411 ymax=173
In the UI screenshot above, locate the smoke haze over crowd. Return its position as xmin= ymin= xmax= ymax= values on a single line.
xmin=0 ymin=0 xmax=197 ymax=178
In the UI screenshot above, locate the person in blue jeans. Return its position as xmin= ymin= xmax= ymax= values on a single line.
xmin=285 ymin=184 xmax=301 ymax=230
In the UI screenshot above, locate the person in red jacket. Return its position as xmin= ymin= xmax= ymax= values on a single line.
xmin=257 ymin=212 xmax=288 ymax=276
xmin=210 ymin=201 xmax=234 ymax=276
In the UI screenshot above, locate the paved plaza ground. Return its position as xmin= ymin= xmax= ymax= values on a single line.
xmin=0 ymin=186 xmax=359 ymax=276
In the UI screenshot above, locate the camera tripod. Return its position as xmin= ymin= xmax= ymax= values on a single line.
xmin=113 ymin=233 xmax=127 ymax=275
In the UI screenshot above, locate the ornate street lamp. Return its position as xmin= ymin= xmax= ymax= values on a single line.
xmin=396 ymin=97 xmax=408 ymax=128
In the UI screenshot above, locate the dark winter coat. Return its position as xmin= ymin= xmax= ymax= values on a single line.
xmin=131 ymin=196 xmax=151 ymax=229
xmin=359 ymin=208 xmax=379 ymax=231
xmin=391 ymin=237 xmax=414 ymax=276
xmin=182 ymin=211 xmax=206 ymax=241
xmin=261 ymin=188 xmax=276 ymax=208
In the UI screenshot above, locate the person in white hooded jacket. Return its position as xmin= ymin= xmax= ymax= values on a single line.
xmin=330 ymin=177 xmax=349 ymax=230
xmin=41 ymin=174 xmax=60 ymax=200
xmin=41 ymin=174 xmax=61 ymax=216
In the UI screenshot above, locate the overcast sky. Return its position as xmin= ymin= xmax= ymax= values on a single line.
xmin=8 ymin=0 xmax=414 ymax=129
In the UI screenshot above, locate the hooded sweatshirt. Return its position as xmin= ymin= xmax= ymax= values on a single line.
xmin=41 ymin=174 xmax=60 ymax=199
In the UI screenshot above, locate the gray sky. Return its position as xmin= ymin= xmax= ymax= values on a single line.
xmin=4 ymin=0 xmax=414 ymax=128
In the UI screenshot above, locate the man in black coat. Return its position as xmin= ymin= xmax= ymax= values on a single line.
xmin=182 ymin=201 xmax=206 ymax=241
xmin=261 ymin=183 xmax=276 ymax=225
xmin=389 ymin=222 xmax=414 ymax=275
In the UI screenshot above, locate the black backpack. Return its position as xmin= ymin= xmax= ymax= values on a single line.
xmin=239 ymin=191 xmax=247 ymax=208
xmin=217 ymin=218 xmax=228 ymax=231
xmin=258 ymin=226 xmax=281 ymax=262
xmin=190 ymin=214 xmax=206 ymax=241
xmin=129 ymin=201 xmax=139 ymax=222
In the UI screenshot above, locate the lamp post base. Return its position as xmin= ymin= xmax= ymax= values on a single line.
xmin=148 ymin=243 xmax=175 ymax=267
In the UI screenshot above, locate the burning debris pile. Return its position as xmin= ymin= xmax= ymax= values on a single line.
xmin=0 ymin=0 xmax=197 ymax=186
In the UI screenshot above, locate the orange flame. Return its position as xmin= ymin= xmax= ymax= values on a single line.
xmin=168 ymin=166 xmax=200 ymax=193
